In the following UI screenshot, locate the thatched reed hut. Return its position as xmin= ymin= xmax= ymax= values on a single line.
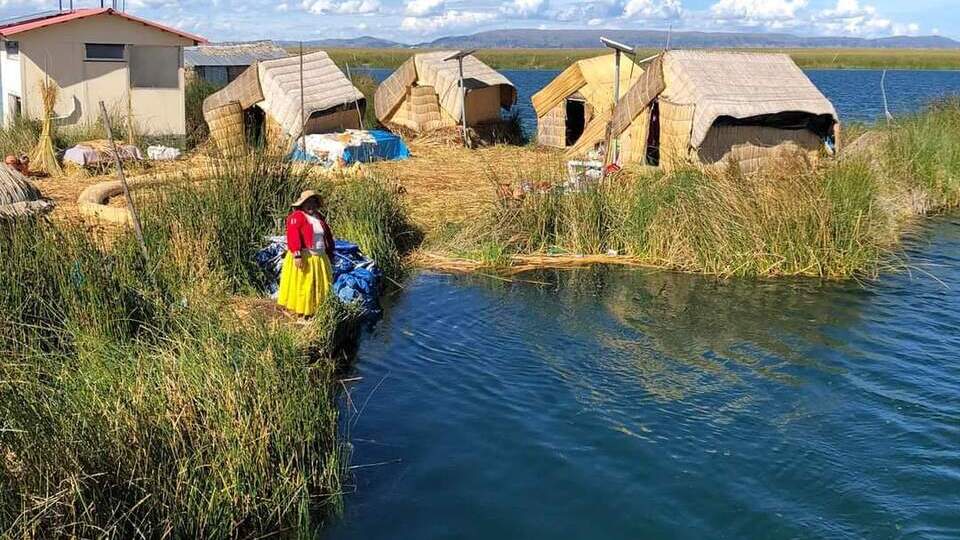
xmin=532 ymin=54 xmax=642 ymax=148
xmin=202 ymin=51 xmax=365 ymax=155
xmin=0 ymin=166 xmax=53 ymax=219
xmin=374 ymin=51 xmax=516 ymax=133
xmin=571 ymin=50 xmax=840 ymax=172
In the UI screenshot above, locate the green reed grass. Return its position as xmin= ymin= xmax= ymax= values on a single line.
xmin=0 ymin=152 xmax=412 ymax=537
xmin=444 ymin=101 xmax=960 ymax=278
xmin=186 ymin=77 xmax=221 ymax=149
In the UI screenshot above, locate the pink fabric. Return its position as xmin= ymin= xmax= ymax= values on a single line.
xmin=64 ymin=144 xmax=143 ymax=166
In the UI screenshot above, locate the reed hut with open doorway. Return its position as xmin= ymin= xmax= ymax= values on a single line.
xmin=569 ymin=50 xmax=840 ymax=172
xmin=532 ymin=54 xmax=642 ymax=149
xmin=374 ymin=51 xmax=516 ymax=134
xmin=202 ymin=51 xmax=365 ymax=155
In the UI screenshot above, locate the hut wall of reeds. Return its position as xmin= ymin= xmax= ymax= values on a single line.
xmin=533 ymin=54 xmax=642 ymax=149
xmin=568 ymin=50 xmax=839 ymax=173
xmin=537 ymin=105 xmax=566 ymax=147
xmin=374 ymin=52 xmax=516 ymax=134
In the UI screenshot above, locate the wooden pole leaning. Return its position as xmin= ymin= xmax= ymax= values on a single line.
xmin=99 ymin=100 xmax=149 ymax=263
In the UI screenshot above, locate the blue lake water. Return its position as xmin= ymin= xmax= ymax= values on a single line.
xmin=328 ymin=217 xmax=960 ymax=539
xmin=362 ymin=68 xmax=960 ymax=136
xmin=329 ymin=69 xmax=960 ymax=539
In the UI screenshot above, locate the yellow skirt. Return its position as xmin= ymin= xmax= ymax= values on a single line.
xmin=277 ymin=251 xmax=334 ymax=316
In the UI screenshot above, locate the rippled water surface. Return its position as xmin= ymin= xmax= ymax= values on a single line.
xmin=363 ymin=68 xmax=960 ymax=135
xmin=327 ymin=217 xmax=960 ymax=539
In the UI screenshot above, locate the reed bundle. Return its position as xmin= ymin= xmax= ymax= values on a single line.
xmin=29 ymin=79 xmax=63 ymax=176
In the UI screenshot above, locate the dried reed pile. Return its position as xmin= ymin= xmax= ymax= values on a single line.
xmin=370 ymin=141 xmax=563 ymax=232
xmin=29 ymin=79 xmax=63 ymax=176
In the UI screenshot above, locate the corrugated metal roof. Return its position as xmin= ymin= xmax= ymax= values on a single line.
xmin=185 ymin=41 xmax=288 ymax=67
xmin=0 ymin=8 xmax=206 ymax=44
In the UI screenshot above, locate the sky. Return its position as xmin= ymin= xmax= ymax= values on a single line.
xmin=0 ymin=0 xmax=955 ymax=43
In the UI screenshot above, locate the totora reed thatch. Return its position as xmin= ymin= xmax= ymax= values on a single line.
xmin=30 ymin=79 xmax=64 ymax=177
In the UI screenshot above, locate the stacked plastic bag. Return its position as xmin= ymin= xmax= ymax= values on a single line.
xmin=254 ymin=237 xmax=383 ymax=321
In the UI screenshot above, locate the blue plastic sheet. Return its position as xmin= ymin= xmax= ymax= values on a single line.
xmin=290 ymin=130 xmax=410 ymax=165
xmin=342 ymin=130 xmax=410 ymax=164
xmin=254 ymin=236 xmax=383 ymax=322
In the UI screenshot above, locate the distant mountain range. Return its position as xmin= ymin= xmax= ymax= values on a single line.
xmin=286 ymin=29 xmax=959 ymax=49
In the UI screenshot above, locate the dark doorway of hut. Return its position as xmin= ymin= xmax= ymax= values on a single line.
xmin=565 ymin=97 xmax=586 ymax=147
xmin=245 ymin=106 xmax=267 ymax=147
xmin=645 ymin=100 xmax=661 ymax=167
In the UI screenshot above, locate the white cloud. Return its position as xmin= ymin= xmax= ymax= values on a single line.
xmin=622 ymin=0 xmax=681 ymax=19
xmin=405 ymin=0 xmax=445 ymax=16
xmin=301 ymin=0 xmax=380 ymax=15
xmin=710 ymin=0 xmax=807 ymax=22
xmin=500 ymin=0 xmax=549 ymax=19
xmin=554 ymin=1 xmax=619 ymax=22
xmin=892 ymin=22 xmax=920 ymax=36
xmin=400 ymin=10 xmax=497 ymax=33
xmin=815 ymin=0 xmax=893 ymax=36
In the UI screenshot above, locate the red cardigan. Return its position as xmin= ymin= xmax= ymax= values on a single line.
xmin=286 ymin=210 xmax=335 ymax=261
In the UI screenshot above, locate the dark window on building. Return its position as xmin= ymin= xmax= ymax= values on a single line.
xmin=130 ymin=46 xmax=180 ymax=88
xmin=85 ymin=43 xmax=125 ymax=62
xmin=4 ymin=41 xmax=19 ymax=59
xmin=8 ymin=95 xmax=21 ymax=121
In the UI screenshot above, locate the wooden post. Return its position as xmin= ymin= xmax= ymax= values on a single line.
xmin=99 ymin=101 xmax=148 ymax=262
xmin=444 ymin=50 xmax=476 ymax=148
xmin=612 ymin=49 xmax=621 ymax=163
xmin=458 ymin=58 xmax=468 ymax=147
xmin=299 ymin=41 xmax=306 ymax=153
xmin=346 ymin=62 xmax=364 ymax=129
xmin=601 ymin=37 xmax=634 ymax=166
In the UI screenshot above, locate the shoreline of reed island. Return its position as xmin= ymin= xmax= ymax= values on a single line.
xmin=324 ymin=47 xmax=960 ymax=71
xmin=0 ymin=157 xmax=411 ymax=537
xmin=376 ymin=99 xmax=960 ymax=280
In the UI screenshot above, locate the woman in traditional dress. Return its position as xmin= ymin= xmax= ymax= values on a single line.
xmin=277 ymin=190 xmax=335 ymax=316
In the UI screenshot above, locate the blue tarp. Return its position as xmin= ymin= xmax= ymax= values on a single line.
xmin=344 ymin=130 xmax=410 ymax=163
xmin=290 ymin=129 xmax=410 ymax=165
xmin=254 ymin=236 xmax=383 ymax=322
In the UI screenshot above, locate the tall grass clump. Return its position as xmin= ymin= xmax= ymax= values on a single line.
xmin=141 ymin=153 xmax=311 ymax=293
xmin=883 ymin=97 xmax=960 ymax=208
xmin=186 ymin=77 xmax=221 ymax=149
xmin=142 ymin=152 xmax=412 ymax=287
xmin=0 ymin=118 xmax=40 ymax=158
xmin=0 ymin=150 xmax=415 ymax=537
xmin=326 ymin=174 xmax=413 ymax=278
xmin=453 ymin=149 xmax=894 ymax=278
